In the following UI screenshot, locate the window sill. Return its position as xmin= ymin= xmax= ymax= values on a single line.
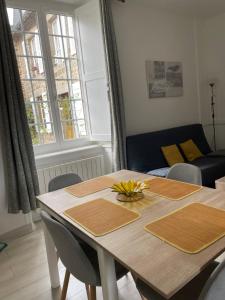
xmin=35 ymin=144 xmax=103 ymax=169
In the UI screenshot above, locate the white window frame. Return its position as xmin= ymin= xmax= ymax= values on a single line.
xmin=6 ymin=0 xmax=92 ymax=156
xmin=30 ymin=30 xmax=44 ymax=74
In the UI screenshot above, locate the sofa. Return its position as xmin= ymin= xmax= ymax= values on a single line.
xmin=126 ymin=124 xmax=225 ymax=188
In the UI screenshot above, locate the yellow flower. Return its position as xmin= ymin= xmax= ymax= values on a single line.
xmin=111 ymin=180 xmax=148 ymax=197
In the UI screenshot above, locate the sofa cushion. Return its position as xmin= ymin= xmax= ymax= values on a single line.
xmin=180 ymin=139 xmax=204 ymax=161
xmin=161 ymin=145 xmax=184 ymax=166
xmin=147 ymin=167 xmax=170 ymax=178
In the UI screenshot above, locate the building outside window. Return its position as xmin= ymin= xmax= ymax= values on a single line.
xmin=7 ymin=7 xmax=87 ymax=151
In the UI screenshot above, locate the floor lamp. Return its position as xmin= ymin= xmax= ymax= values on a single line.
xmin=209 ymin=82 xmax=216 ymax=151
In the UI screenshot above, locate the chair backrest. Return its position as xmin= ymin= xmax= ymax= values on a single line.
xmin=167 ymin=163 xmax=202 ymax=185
xmin=48 ymin=173 xmax=82 ymax=192
xmin=198 ymin=259 xmax=225 ymax=300
xmin=41 ymin=211 xmax=99 ymax=285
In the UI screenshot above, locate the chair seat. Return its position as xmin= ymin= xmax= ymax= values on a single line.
xmin=80 ymin=242 xmax=128 ymax=286
xmin=136 ymin=261 xmax=219 ymax=300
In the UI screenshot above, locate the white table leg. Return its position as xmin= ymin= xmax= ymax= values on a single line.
xmin=43 ymin=223 xmax=60 ymax=288
xmin=97 ymin=247 xmax=119 ymax=300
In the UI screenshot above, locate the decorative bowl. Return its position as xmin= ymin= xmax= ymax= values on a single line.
xmin=111 ymin=180 xmax=148 ymax=203
xmin=116 ymin=192 xmax=144 ymax=202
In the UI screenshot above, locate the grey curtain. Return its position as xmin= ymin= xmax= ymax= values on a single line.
xmin=0 ymin=0 xmax=40 ymax=214
xmin=100 ymin=0 xmax=127 ymax=171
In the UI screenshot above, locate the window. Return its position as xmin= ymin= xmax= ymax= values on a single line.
xmin=7 ymin=7 xmax=87 ymax=151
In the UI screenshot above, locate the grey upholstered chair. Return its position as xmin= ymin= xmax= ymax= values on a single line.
xmin=48 ymin=173 xmax=82 ymax=192
xmin=167 ymin=163 xmax=202 ymax=185
xmin=41 ymin=211 xmax=128 ymax=300
xmin=135 ymin=260 xmax=220 ymax=300
xmin=198 ymin=258 xmax=225 ymax=300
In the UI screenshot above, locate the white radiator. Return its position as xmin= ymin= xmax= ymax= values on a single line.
xmin=37 ymin=155 xmax=105 ymax=194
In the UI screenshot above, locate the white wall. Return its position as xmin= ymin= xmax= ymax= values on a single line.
xmin=197 ymin=14 xmax=225 ymax=149
xmin=112 ymin=1 xmax=201 ymax=136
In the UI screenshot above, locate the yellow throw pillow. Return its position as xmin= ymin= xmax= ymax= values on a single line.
xmin=180 ymin=139 xmax=203 ymax=161
xmin=161 ymin=145 xmax=184 ymax=167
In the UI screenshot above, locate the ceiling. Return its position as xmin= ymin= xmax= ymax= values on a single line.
xmin=54 ymin=0 xmax=225 ymax=18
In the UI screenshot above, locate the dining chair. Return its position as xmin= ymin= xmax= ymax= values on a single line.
xmin=48 ymin=173 xmax=82 ymax=192
xmin=135 ymin=260 xmax=220 ymax=300
xmin=41 ymin=211 xmax=128 ymax=300
xmin=167 ymin=163 xmax=202 ymax=185
xmin=198 ymin=258 xmax=225 ymax=300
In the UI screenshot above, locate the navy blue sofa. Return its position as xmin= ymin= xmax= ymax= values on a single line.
xmin=126 ymin=124 xmax=225 ymax=188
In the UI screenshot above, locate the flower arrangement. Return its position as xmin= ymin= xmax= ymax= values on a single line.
xmin=111 ymin=180 xmax=148 ymax=202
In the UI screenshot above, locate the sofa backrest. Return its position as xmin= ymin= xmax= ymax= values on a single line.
xmin=126 ymin=124 xmax=211 ymax=172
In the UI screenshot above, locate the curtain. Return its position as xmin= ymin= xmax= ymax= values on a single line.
xmin=0 ymin=0 xmax=40 ymax=214
xmin=100 ymin=0 xmax=127 ymax=171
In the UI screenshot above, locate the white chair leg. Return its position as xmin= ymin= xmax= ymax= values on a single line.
xmin=43 ymin=223 xmax=60 ymax=288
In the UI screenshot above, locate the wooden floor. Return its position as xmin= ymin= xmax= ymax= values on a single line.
xmin=0 ymin=222 xmax=142 ymax=300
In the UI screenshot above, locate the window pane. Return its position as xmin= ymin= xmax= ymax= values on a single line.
xmin=32 ymin=80 xmax=48 ymax=100
xmin=25 ymin=33 xmax=42 ymax=56
xmin=53 ymin=59 xmax=67 ymax=79
xmin=58 ymin=100 xmax=73 ymax=121
xmin=63 ymin=37 xmax=76 ymax=58
xmin=72 ymin=101 xmax=84 ymax=119
xmin=60 ymin=16 xmax=74 ymax=37
xmin=67 ymin=17 xmax=74 ymax=37
xmin=17 ymin=57 xmax=30 ymax=79
xmin=39 ymin=123 xmax=55 ymax=144
xmin=49 ymin=35 xmax=64 ymax=57
xmin=22 ymin=10 xmax=39 ymax=33
xmin=61 ymin=121 xmax=76 ymax=140
xmin=60 ymin=16 xmax=67 ymax=36
xmin=68 ymin=59 xmax=79 ymax=80
xmin=21 ymin=81 xmax=33 ymax=100
xmin=55 ymin=81 xmax=69 ymax=100
xmin=47 ymin=13 xmax=87 ymax=142
xmin=28 ymin=58 xmax=45 ymax=79
xmin=47 ymin=14 xmax=61 ymax=35
xmin=7 ymin=8 xmax=22 ymax=31
xmin=29 ymin=125 xmax=40 ymax=145
xmin=78 ymin=120 xmax=87 ymax=136
xmin=70 ymin=81 xmax=81 ymax=99
xmin=25 ymin=103 xmax=35 ymax=123
xmin=35 ymin=102 xmax=52 ymax=123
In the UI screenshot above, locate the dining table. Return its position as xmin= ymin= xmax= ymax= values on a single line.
xmin=37 ymin=169 xmax=225 ymax=300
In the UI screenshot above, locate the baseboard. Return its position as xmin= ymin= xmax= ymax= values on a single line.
xmin=0 ymin=223 xmax=34 ymax=241
xmin=32 ymin=208 xmax=41 ymax=222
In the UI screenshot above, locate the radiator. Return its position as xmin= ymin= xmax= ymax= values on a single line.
xmin=37 ymin=155 xmax=105 ymax=194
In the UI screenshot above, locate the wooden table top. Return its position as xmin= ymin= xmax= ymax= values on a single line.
xmin=37 ymin=170 xmax=225 ymax=299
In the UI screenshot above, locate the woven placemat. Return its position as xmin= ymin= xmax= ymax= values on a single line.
xmin=64 ymin=198 xmax=140 ymax=237
xmin=145 ymin=177 xmax=202 ymax=200
xmin=65 ymin=176 xmax=116 ymax=198
xmin=145 ymin=203 xmax=225 ymax=253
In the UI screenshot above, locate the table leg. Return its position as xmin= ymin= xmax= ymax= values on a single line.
xmin=43 ymin=223 xmax=60 ymax=288
xmin=97 ymin=247 xmax=119 ymax=300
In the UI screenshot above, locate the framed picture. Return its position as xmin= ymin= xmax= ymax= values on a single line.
xmin=146 ymin=60 xmax=183 ymax=99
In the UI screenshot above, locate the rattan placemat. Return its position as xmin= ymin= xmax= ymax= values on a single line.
xmin=145 ymin=177 xmax=202 ymax=200
xmin=145 ymin=203 xmax=225 ymax=253
xmin=65 ymin=176 xmax=116 ymax=198
xmin=64 ymin=198 xmax=140 ymax=236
